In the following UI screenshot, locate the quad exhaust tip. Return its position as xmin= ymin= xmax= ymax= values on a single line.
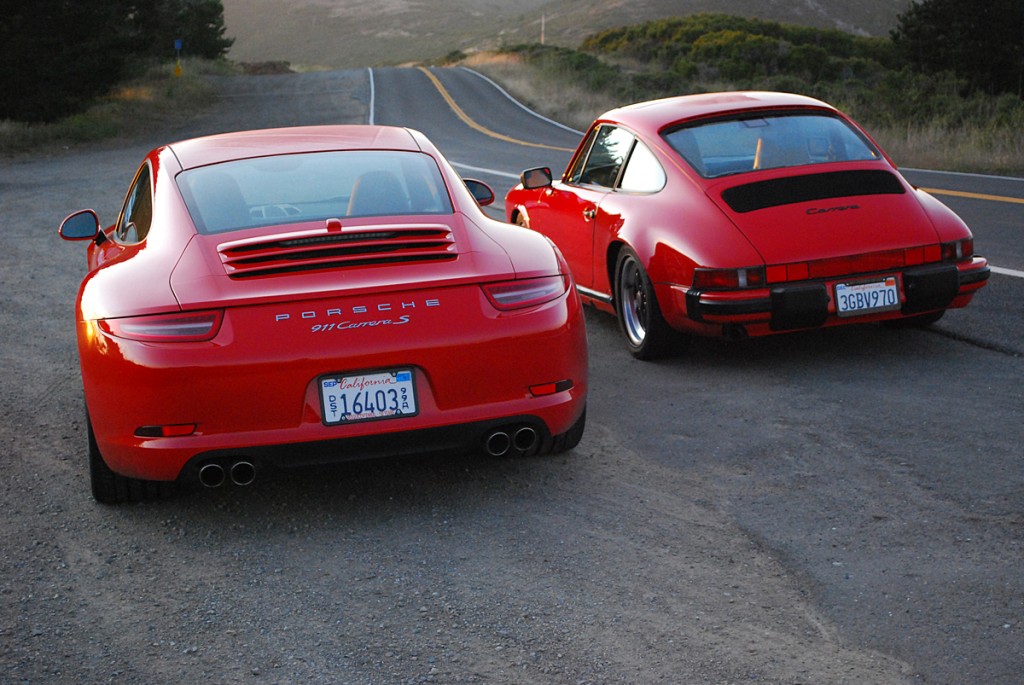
xmin=485 ymin=425 xmax=540 ymax=457
xmin=198 ymin=460 xmax=256 ymax=488
xmin=230 ymin=461 xmax=256 ymax=486
xmin=198 ymin=463 xmax=226 ymax=488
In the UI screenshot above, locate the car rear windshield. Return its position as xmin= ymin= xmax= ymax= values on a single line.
xmin=662 ymin=113 xmax=881 ymax=179
xmin=177 ymin=150 xmax=455 ymax=234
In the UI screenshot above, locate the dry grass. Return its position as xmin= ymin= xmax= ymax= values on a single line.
xmin=871 ymin=123 xmax=1024 ymax=175
xmin=0 ymin=59 xmax=230 ymax=155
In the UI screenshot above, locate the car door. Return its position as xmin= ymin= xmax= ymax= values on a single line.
xmin=533 ymin=125 xmax=635 ymax=290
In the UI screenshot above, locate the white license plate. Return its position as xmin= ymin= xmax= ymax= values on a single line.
xmin=319 ymin=368 xmax=417 ymax=425
xmin=834 ymin=277 xmax=900 ymax=317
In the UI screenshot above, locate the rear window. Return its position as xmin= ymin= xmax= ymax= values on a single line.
xmin=177 ymin=150 xmax=454 ymax=235
xmin=663 ymin=113 xmax=881 ymax=179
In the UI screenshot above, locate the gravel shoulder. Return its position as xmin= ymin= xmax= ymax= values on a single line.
xmin=4 ymin=69 xmax=1017 ymax=684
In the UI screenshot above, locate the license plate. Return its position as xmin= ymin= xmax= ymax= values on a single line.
xmin=319 ymin=368 xmax=417 ymax=425
xmin=834 ymin=277 xmax=900 ymax=317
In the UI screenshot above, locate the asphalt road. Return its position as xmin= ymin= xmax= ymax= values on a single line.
xmin=1 ymin=67 xmax=1020 ymax=684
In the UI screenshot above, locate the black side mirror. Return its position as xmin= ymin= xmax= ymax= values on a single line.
xmin=464 ymin=179 xmax=495 ymax=207
xmin=520 ymin=167 xmax=552 ymax=190
xmin=59 ymin=210 xmax=101 ymax=241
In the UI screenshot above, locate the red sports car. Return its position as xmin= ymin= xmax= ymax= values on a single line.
xmin=60 ymin=125 xmax=587 ymax=503
xmin=506 ymin=92 xmax=990 ymax=359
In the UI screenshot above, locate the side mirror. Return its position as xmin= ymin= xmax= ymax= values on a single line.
xmin=464 ymin=179 xmax=495 ymax=207
xmin=59 ymin=210 xmax=101 ymax=241
xmin=520 ymin=167 xmax=552 ymax=190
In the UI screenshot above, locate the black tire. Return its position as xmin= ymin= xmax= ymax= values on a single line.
xmin=87 ymin=413 xmax=175 ymax=504
xmin=546 ymin=406 xmax=587 ymax=455
xmin=614 ymin=247 xmax=675 ymax=359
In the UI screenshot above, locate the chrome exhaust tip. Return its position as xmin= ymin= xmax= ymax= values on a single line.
xmin=513 ymin=426 xmax=539 ymax=453
xmin=230 ymin=461 xmax=256 ymax=486
xmin=198 ymin=463 xmax=226 ymax=488
xmin=485 ymin=430 xmax=511 ymax=457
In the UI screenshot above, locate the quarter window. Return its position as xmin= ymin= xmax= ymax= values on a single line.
xmin=117 ymin=164 xmax=153 ymax=243
xmin=619 ymin=140 xmax=666 ymax=193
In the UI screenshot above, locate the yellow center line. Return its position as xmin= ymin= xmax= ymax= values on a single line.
xmin=417 ymin=67 xmax=574 ymax=152
xmin=921 ymin=187 xmax=1024 ymax=205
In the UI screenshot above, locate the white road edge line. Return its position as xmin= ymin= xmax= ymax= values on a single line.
xmin=367 ymin=68 xmax=376 ymax=125
xmin=904 ymin=167 xmax=1024 ymax=182
xmin=451 ymin=162 xmax=519 ymax=180
xmin=991 ymin=266 xmax=1024 ymax=279
xmin=459 ymin=67 xmax=585 ymax=136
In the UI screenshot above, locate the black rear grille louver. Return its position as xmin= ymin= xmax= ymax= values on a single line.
xmin=218 ymin=224 xmax=457 ymax=278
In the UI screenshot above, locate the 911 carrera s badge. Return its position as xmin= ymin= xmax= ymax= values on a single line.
xmin=319 ymin=368 xmax=418 ymax=424
xmin=311 ymin=316 xmax=410 ymax=332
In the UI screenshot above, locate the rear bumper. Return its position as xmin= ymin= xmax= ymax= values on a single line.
xmin=679 ymin=258 xmax=990 ymax=333
xmin=80 ymin=283 xmax=588 ymax=482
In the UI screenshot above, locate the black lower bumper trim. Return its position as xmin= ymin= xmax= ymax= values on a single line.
xmin=770 ymin=283 xmax=830 ymax=331
xmin=181 ymin=416 xmax=550 ymax=481
xmin=902 ymin=263 xmax=959 ymax=314
xmin=959 ymin=265 xmax=990 ymax=286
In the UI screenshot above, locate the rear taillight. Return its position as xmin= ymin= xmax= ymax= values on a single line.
xmin=482 ymin=275 xmax=568 ymax=310
xmin=99 ymin=310 xmax=224 ymax=342
xmin=692 ymin=266 xmax=766 ymax=290
xmin=941 ymin=238 xmax=974 ymax=262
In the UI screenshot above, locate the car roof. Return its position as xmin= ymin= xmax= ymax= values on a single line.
xmin=168 ymin=125 xmax=425 ymax=170
xmin=600 ymin=91 xmax=838 ymax=134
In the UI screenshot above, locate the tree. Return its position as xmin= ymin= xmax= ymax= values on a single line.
xmin=0 ymin=1 xmax=129 ymax=122
xmin=0 ymin=0 xmax=232 ymax=123
xmin=122 ymin=0 xmax=233 ymax=60
xmin=892 ymin=0 xmax=1024 ymax=97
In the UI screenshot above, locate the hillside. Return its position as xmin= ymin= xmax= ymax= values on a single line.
xmin=220 ymin=0 xmax=908 ymax=69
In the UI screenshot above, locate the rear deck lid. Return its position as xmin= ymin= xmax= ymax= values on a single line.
xmin=713 ymin=168 xmax=940 ymax=265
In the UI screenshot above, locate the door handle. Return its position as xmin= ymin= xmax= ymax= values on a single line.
xmin=582 ymin=208 xmax=596 ymax=220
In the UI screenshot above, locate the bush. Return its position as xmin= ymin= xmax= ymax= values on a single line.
xmin=0 ymin=0 xmax=232 ymax=123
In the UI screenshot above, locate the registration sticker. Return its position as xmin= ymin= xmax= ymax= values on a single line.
xmin=834 ymin=277 xmax=900 ymax=317
xmin=319 ymin=368 xmax=418 ymax=425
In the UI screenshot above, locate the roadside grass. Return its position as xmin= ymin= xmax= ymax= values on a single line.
xmin=466 ymin=51 xmax=1024 ymax=176
xmin=0 ymin=58 xmax=233 ymax=155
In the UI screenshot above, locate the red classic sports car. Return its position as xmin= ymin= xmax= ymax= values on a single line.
xmin=506 ymin=92 xmax=990 ymax=359
xmin=61 ymin=125 xmax=587 ymax=503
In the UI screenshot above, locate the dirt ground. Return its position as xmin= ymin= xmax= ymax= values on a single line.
xmin=2 ymin=68 xmax=1019 ymax=684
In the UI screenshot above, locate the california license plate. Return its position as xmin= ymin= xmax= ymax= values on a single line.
xmin=834 ymin=277 xmax=900 ymax=317
xmin=319 ymin=368 xmax=417 ymax=425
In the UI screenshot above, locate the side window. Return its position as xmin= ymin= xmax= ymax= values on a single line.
xmin=566 ymin=128 xmax=600 ymax=185
xmin=117 ymin=164 xmax=153 ymax=243
xmin=570 ymin=125 xmax=634 ymax=189
xmin=618 ymin=140 xmax=666 ymax=193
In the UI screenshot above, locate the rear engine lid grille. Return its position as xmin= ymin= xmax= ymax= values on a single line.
xmin=722 ymin=169 xmax=905 ymax=213
xmin=218 ymin=223 xmax=457 ymax=278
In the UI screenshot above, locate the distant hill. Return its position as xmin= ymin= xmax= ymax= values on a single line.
xmin=220 ymin=0 xmax=908 ymax=69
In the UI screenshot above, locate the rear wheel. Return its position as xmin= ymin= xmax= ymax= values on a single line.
xmin=87 ymin=414 xmax=175 ymax=504
xmin=614 ymin=248 xmax=675 ymax=359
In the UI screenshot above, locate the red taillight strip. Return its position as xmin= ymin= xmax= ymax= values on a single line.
xmin=482 ymin=275 xmax=569 ymax=310
xmin=99 ymin=310 xmax=223 ymax=342
xmin=765 ymin=244 xmax=957 ymax=284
